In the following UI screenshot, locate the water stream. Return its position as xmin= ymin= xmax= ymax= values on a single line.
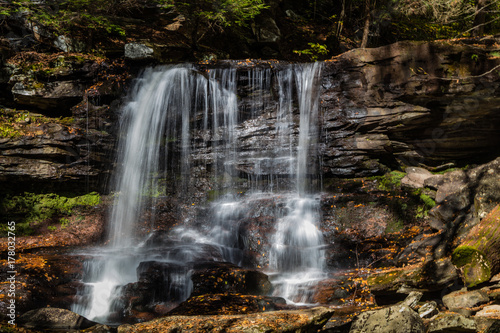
xmin=72 ymin=62 xmax=326 ymax=322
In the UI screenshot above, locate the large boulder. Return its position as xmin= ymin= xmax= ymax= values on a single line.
xmin=18 ymin=307 xmax=97 ymax=330
xmin=349 ymin=304 xmax=425 ymax=333
xmin=452 ymin=204 xmax=500 ymax=287
xmin=191 ymin=261 xmax=272 ymax=296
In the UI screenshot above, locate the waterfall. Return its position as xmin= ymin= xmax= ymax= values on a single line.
xmin=72 ymin=62 xmax=325 ymax=323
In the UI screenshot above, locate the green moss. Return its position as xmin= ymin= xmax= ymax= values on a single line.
xmin=1 ymin=192 xmax=101 ymax=235
xmin=452 ymin=246 xmax=478 ymax=267
xmin=452 ymin=245 xmax=491 ymax=287
xmin=419 ymin=193 xmax=436 ymax=209
xmin=371 ymin=170 xmax=406 ymax=191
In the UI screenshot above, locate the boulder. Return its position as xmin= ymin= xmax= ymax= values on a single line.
xmin=475 ymin=305 xmax=500 ymax=318
xmin=124 ymin=43 xmax=154 ymax=60
xmin=452 ymin=205 xmax=500 ymax=287
xmin=442 ymin=289 xmax=489 ymax=310
xmin=367 ymin=258 xmax=458 ymax=297
xmin=118 ymin=306 xmax=334 ymax=333
xmin=191 ymin=261 xmax=272 ymax=296
xmin=401 ymin=167 xmax=433 ymax=189
xmin=349 ymin=304 xmax=425 ymax=333
xmin=252 ymin=16 xmax=281 ymax=43
xmin=18 ymin=307 xmax=97 ymax=330
xmin=426 ymin=312 xmax=477 ymax=332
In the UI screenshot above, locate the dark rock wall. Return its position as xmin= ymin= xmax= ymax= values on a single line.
xmin=1 ymin=38 xmax=500 ymax=193
xmin=320 ymin=39 xmax=500 ymax=178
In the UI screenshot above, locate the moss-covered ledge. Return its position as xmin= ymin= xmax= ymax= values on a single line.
xmin=452 ymin=204 xmax=500 ymax=287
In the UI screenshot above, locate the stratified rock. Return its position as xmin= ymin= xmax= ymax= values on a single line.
xmin=12 ymin=80 xmax=86 ymax=111
xmin=442 ymin=289 xmax=489 ymax=310
xmin=18 ymin=307 xmax=97 ymax=330
xmin=349 ymin=304 xmax=425 ymax=333
xmin=117 ymin=306 xmax=333 ymax=333
xmin=426 ymin=312 xmax=477 ymax=333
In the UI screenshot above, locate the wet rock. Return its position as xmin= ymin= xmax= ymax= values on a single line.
xmin=442 ymin=289 xmax=489 ymax=311
xmin=349 ymin=304 xmax=425 ymax=333
xmin=426 ymin=312 xmax=477 ymax=332
xmin=167 ymin=293 xmax=288 ymax=316
xmin=191 ymin=261 xmax=272 ymax=296
xmin=119 ymin=260 xmax=192 ymax=315
xmin=118 ymin=306 xmax=333 ymax=333
xmin=18 ymin=307 xmax=97 ymax=330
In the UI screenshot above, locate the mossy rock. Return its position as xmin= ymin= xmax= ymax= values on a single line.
xmin=451 ymin=205 xmax=500 ymax=287
xmin=452 ymin=246 xmax=491 ymax=287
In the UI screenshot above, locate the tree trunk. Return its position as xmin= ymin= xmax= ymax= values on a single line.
xmin=360 ymin=0 xmax=371 ymax=48
xmin=452 ymin=204 xmax=500 ymax=287
xmin=473 ymin=0 xmax=489 ymax=37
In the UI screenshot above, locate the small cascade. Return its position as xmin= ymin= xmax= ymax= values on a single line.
xmin=267 ymin=63 xmax=326 ymax=304
xmin=72 ymin=62 xmax=326 ymax=323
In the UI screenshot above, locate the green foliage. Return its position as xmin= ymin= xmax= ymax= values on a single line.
xmin=293 ymin=43 xmax=328 ymax=61
xmin=1 ymin=192 xmax=101 ymax=235
xmin=0 ymin=0 xmax=174 ymax=45
xmin=419 ymin=193 xmax=436 ymax=209
xmin=170 ymin=0 xmax=268 ymax=28
xmin=165 ymin=0 xmax=267 ymax=48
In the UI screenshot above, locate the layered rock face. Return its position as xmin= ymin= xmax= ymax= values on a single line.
xmin=1 ymin=38 xmax=500 ymax=191
xmin=320 ymin=39 xmax=500 ymax=177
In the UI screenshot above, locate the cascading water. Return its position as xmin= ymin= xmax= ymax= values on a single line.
xmin=72 ymin=62 xmax=326 ymax=323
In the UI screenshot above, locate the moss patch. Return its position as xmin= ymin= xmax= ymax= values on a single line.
xmin=452 ymin=246 xmax=491 ymax=287
xmin=0 ymin=108 xmax=78 ymax=138
xmin=371 ymin=171 xmax=406 ymax=192
xmin=1 ymin=192 xmax=101 ymax=235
